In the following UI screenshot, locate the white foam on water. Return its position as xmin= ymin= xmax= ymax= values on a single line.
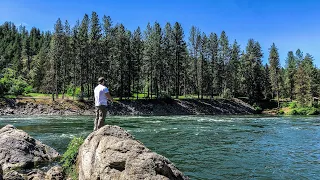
xmin=133 ymin=129 xmax=147 ymax=132
xmin=197 ymin=118 xmax=233 ymax=122
xmin=144 ymin=120 xmax=162 ymax=123
xmin=60 ymin=134 xmax=76 ymax=138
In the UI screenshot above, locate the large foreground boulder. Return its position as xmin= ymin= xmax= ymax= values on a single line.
xmin=0 ymin=125 xmax=60 ymax=173
xmin=77 ymin=125 xmax=189 ymax=180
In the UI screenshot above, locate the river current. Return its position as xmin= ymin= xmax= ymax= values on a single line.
xmin=1 ymin=115 xmax=320 ymax=179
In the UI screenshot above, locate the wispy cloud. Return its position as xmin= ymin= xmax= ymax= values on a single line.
xmin=18 ymin=22 xmax=29 ymax=27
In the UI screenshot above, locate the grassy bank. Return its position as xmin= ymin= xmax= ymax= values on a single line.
xmin=278 ymin=101 xmax=320 ymax=115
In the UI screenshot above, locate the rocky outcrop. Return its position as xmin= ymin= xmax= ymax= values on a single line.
xmin=0 ymin=98 xmax=256 ymax=116
xmin=45 ymin=165 xmax=65 ymax=180
xmin=0 ymin=125 xmax=60 ymax=173
xmin=77 ymin=125 xmax=189 ymax=180
xmin=3 ymin=170 xmax=24 ymax=180
xmin=26 ymin=169 xmax=45 ymax=180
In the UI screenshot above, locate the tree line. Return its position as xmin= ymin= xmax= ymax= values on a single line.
xmin=0 ymin=12 xmax=319 ymax=106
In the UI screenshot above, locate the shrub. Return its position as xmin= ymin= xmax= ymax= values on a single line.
xmin=307 ymin=107 xmax=319 ymax=115
xmin=287 ymin=109 xmax=297 ymax=115
xmin=9 ymin=78 xmax=28 ymax=96
xmin=222 ymin=88 xmax=232 ymax=99
xmin=278 ymin=109 xmax=285 ymax=115
xmin=24 ymin=85 xmax=33 ymax=94
xmin=60 ymin=136 xmax=84 ymax=180
xmin=288 ymin=101 xmax=297 ymax=108
xmin=281 ymin=102 xmax=289 ymax=108
xmin=253 ymin=103 xmax=262 ymax=112
xmin=67 ymin=85 xmax=82 ymax=98
xmin=286 ymin=107 xmax=320 ymax=115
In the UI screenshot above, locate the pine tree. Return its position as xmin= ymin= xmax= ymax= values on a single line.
xmin=89 ymin=12 xmax=102 ymax=98
xmin=70 ymin=21 xmax=80 ymax=99
xmin=61 ymin=20 xmax=71 ymax=99
xmin=50 ymin=18 xmax=64 ymax=100
xmin=78 ymin=14 xmax=90 ymax=100
xmin=173 ymin=22 xmax=186 ymax=99
xmin=263 ymin=64 xmax=272 ymax=99
xmin=132 ymin=27 xmax=143 ymax=99
xmin=101 ymin=15 xmax=113 ymax=80
xmin=163 ymin=23 xmax=174 ymax=95
xmin=188 ymin=26 xmax=201 ymax=97
xmin=113 ymin=24 xmax=128 ymax=99
xmin=218 ymin=31 xmax=229 ymax=95
xmin=152 ymin=22 xmax=162 ymax=98
xmin=284 ymin=51 xmax=296 ymax=101
xmin=268 ymin=43 xmax=281 ymax=107
xmin=33 ymin=31 xmax=51 ymax=92
xmin=208 ymin=33 xmax=219 ymax=97
xmin=295 ymin=57 xmax=312 ymax=106
xmin=295 ymin=49 xmax=303 ymax=65
xmin=242 ymin=39 xmax=264 ymax=101
xmin=229 ymin=40 xmax=240 ymax=97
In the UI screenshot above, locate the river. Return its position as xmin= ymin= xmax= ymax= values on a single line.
xmin=0 ymin=115 xmax=320 ymax=179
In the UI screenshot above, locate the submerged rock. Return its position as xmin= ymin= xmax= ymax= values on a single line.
xmin=77 ymin=125 xmax=189 ymax=180
xmin=0 ymin=125 xmax=60 ymax=173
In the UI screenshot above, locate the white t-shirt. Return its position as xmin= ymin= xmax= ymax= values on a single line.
xmin=94 ymin=84 xmax=109 ymax=106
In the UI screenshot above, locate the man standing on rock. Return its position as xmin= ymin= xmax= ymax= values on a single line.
xmin=94 ymin=77 xmax=114 ymax=131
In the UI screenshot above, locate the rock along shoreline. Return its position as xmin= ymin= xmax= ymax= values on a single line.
xmin=0 ymin=98 xmax=256 ymax=116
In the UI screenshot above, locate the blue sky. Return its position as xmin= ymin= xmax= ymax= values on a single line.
xmin=1 ymin=0 xmax=319 ymax=66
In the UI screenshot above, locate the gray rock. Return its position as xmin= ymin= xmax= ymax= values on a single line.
xmin=27 ymin=169 xmax=45 ymax=180
xmin=3 ymin=170 xmax=24 ymax=180
xmin=77 ymin=125 xmax=189 ymax=180
xmin=0 ymin=164 xmax=2 ymax=180
xmin=45 ymin=165 xmax=65 ymax=180
xmin=0 ymin=125 xmax=60 ymax=173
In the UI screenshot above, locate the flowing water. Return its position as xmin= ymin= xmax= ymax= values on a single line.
xmin=1 ymin=115 xmax=320 ymax=179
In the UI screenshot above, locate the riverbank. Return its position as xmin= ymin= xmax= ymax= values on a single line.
xmin=0 ymin=97 xmax=256 ymax=116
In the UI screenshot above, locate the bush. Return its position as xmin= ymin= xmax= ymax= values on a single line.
xmin=281 ymin=102 xmax=289 ymax=108
xmin=278 ymin=109 xmax=285 ymax=115
xmin=9 ymin=78 xmax=28 ymax=96
xmin=307 ymin=107 xmax=319 ymax=115
xmin=60 ymin=136 xmax=84 ymax=180
xmin=287 ymin=109 xmax=298 ymax=115
xmin=253 ymin=103 xmax=262 ymax=112
xmin=67 ymin=85 xmax=82 ymax=98
xmin=24 ymin=85 xmax=33 ymax=94
xmin=222 ymin=88 xmax=232 ymax=99
xmin=0 ymin=68 xmax=32 ymax=96
xmin=288 ymin=101 xmax=297 ymax=108
xmin=286 ymin=107 xmax=320 ymax=115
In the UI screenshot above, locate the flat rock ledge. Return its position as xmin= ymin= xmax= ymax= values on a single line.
xmin=77 ymin=125 xmax=189 ymax=180
xmin=0 ymin=125 xmax=60 ymax=174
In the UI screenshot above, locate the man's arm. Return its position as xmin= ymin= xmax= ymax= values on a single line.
xmin=105 ymin=92 xmax=114 ymax=102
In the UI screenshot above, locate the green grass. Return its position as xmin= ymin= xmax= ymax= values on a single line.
xmin=4 ymin=95 xmax=17 ymax=98
xmin=61 ymin=136 xmax=84 ymax=180
xmin=24 ymin=93 xmax=75 ymax=99
xmin=24 ymin=93 xmax=51 ymax=98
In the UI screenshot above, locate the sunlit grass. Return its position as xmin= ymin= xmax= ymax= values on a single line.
xmin=4 ymin=95 xmax=17 ymax=98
